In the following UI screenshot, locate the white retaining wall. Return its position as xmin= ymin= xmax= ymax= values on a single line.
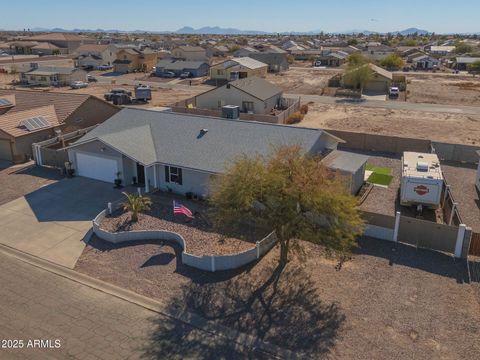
xmin=92 ymin=210 xmax=277 ymax=272
xmin=364 ymin=224 xmax=395 ymax=242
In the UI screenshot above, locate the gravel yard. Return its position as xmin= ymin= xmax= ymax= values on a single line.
xmin=100 ymin=192 xmax=265 ymax=256
xmin=442 ymin=164 xmax=480 ymax=233
xmin=75 ymin=236 xmax=480 ymax=359
xmin=0 ymin=162 xmax=61 ymax=206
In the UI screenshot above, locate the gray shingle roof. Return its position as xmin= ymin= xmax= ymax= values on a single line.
xmin=156 ymin=59 xmax=208 ymax=70
xmin=230 ymin=76 xmax=282 ymax=101
xmin=72 ymin=108 xmax=336 ymax=173
xmin=321 ymin=150 xmax=369 ymax=174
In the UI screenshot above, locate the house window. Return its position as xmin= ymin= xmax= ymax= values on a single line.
xmin=164 ymin=166 xmax=183 ymax=185
xmin=217 ymin=69 xmax=224 ymax=75
xmin=242 ymin=101 xmax=254 ymax=112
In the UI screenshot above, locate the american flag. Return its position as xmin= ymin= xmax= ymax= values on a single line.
xmin=173 ymin=200 xmax=194 ymax=218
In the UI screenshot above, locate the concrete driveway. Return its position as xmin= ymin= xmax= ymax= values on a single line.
xmin=0 ymin=177 xmax=124 ymax=268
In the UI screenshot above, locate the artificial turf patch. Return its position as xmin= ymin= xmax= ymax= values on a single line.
xmin=365 ymin=164 xmax=391 ymax=176
xmin=367 ymin=172 xmax=393 ymax=186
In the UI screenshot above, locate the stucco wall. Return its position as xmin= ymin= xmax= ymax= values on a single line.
xmin=62 ymin=97 xmax=119 ymax=133
xmin=154 ymin=164 xmax=212 ymax=198
xmin=196 ymin=86 xmax=275 ymax=114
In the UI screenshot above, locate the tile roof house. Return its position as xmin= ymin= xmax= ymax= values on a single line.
xmin=73 ymin=44 xmax=119 ymax=67
xmin=23 ymin=33 xmax=87 ymax=53
xmin=0 ymin=90 xmax=119 ymax=162
xmin=67 ymin=108 xmax=342 ymax=195
xmin=209 ymin=57 xmax=268 ymax=82
xmin=194 ymin=76 xmax=284 ymax=114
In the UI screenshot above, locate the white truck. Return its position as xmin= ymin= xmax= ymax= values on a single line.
xmin=400 ymin=152 xmax=444 ymax=209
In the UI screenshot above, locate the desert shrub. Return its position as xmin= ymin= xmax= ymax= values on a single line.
xmin=299 ymin=104 xmax=309 ymax=115
xmin=285 ymin=111 xmax=304 ymax=124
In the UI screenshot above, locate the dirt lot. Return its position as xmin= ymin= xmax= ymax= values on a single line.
xmin=406 ymin=72 xmax=480 ymax=106
xmin=75 ymin=236 xmax=480 ymax=359
xmin=301 ymin=102 xmax=480 ymax=145
xmin=266 ymin=67 xmax=342 ymax=95
xmin=47 ymin=82 xmax=203 ymax=107
xmin=0 ymin=162 xmax=61 ymax=206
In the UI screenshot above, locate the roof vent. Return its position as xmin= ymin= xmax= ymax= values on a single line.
xmin=226 ymin=83 xmax=231 ymax=89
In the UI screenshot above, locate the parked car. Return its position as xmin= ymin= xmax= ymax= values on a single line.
xmin=98 ymin=64 xmax=113 ymax=71
xmin=180 ymin=71 xmax=192 ymax=79
xmin=0 ymin=52 xmax=9 ymax=57
xmin=70 ymin=81 xmax=88 ymax=89
xmin=159 ymin=71 xmax=175 ymax=78
xmin=87 ymin=74 xmax=97 ymax=82
xmin=104 ymin=88 xmax=132 ymax=101
xmin=388 ymin=86 xmax=399 ymax=99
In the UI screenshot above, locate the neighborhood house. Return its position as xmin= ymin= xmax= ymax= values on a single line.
xmin=209 ymin=57 xmax=268 ymax=82
xmin=194 ymin=76 xmax=284 ymax=114
xmin=66 ymin=108 xmax=341 ymax=197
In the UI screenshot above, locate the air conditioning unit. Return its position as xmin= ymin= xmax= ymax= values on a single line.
xmin=222 ymin=105 xmax=240 ymax=120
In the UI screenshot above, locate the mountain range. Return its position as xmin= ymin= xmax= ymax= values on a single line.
xmin=21 ymin=26 xmax=469 ymax=35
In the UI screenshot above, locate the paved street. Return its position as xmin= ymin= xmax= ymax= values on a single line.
xmin=287 ymin=93 xmax=480 ymax=115
xmin=0 ymin=250 xmax=258 ymax=360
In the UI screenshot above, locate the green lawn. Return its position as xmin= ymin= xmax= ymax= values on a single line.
xmin=367 ymin=172 xmax=393 ymax=186
xmin=365 ymin=164 xmax=391 ymax=176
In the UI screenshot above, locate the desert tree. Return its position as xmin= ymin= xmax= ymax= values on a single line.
xmin=209 ymin=145 xmax=364 ymax=266
xmin=343 ymin=64 xmax=373 ymax=94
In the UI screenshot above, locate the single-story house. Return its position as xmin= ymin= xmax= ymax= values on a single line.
xmin=210 ymin=57 xmax=268 ymax=82
xmin=74 ymin=54 xmax=103 ymax=69
xmin=19 ymin=66 xmax=87 ymax=86
xmin=66 ymin=108 xmax=342 ymax=196
xmin=412 ymin=55 xmax=440 ymax=70
xmin=321 ymin=150 xmax=369 ymax=194
xmin=454 ymin=57 xmax=480 ymax=71
xmin=342 ymin=63 xmax=393 ymax=94
xmin=428 ymin=46 xmax=455 ymax=56
xmin=0 ymin=90 xmax=118 ymax=162
xmin=155 ymin=59 xmax=209 ymax=77
xmin=194 ymin=76 xmax=283 ymax=114
xmin=233 ymin=47 xmax=259 ymax=58
xmin=171 ymin=46 xmax=208 ymax=61
xmin=248 ymin=52 xmax=289 ymax=72
xmin=314 ymin=51 xmax=348 ymax=67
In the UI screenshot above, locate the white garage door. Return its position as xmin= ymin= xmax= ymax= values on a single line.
xmin=76 ymin=152 xmax=118 ymax=183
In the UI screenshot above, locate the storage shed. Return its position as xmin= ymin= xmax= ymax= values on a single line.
xmin=322 ymin=150 xmax=369 ymax=195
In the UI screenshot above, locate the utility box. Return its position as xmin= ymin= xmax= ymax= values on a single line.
xmin=222 ymin=105 xmax=240 ymax=120
xmin=400 ymin=152 xmax=444 ymax=209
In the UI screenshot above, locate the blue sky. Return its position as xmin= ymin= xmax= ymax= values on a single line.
xmin=3 ymin=0 xmax=479 ymax=33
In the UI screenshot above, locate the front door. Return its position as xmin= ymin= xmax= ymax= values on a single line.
xmin=136 ymin=163 xmax=145 ymax=185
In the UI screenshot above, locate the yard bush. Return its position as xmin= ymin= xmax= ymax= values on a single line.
xmin=285 ymin=111 xmax=304 ymax=124
xmin=299 ymin=104 xmax=309 ymax=115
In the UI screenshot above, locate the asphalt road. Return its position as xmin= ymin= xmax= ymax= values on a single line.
xmin=0 ymin=250 xmax=263 ymax=360
xmin=287 ymin=93 xmax=480 ymax=115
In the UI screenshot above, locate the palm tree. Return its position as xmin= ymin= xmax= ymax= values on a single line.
xmin=122 ymin=192 xmax=152 ymax=223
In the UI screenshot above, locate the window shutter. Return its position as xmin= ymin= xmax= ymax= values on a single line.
xmin=164 ymin=166 xmax=170 ymax=182
xmin=177 ymin=168 xmax=183 ymax=185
